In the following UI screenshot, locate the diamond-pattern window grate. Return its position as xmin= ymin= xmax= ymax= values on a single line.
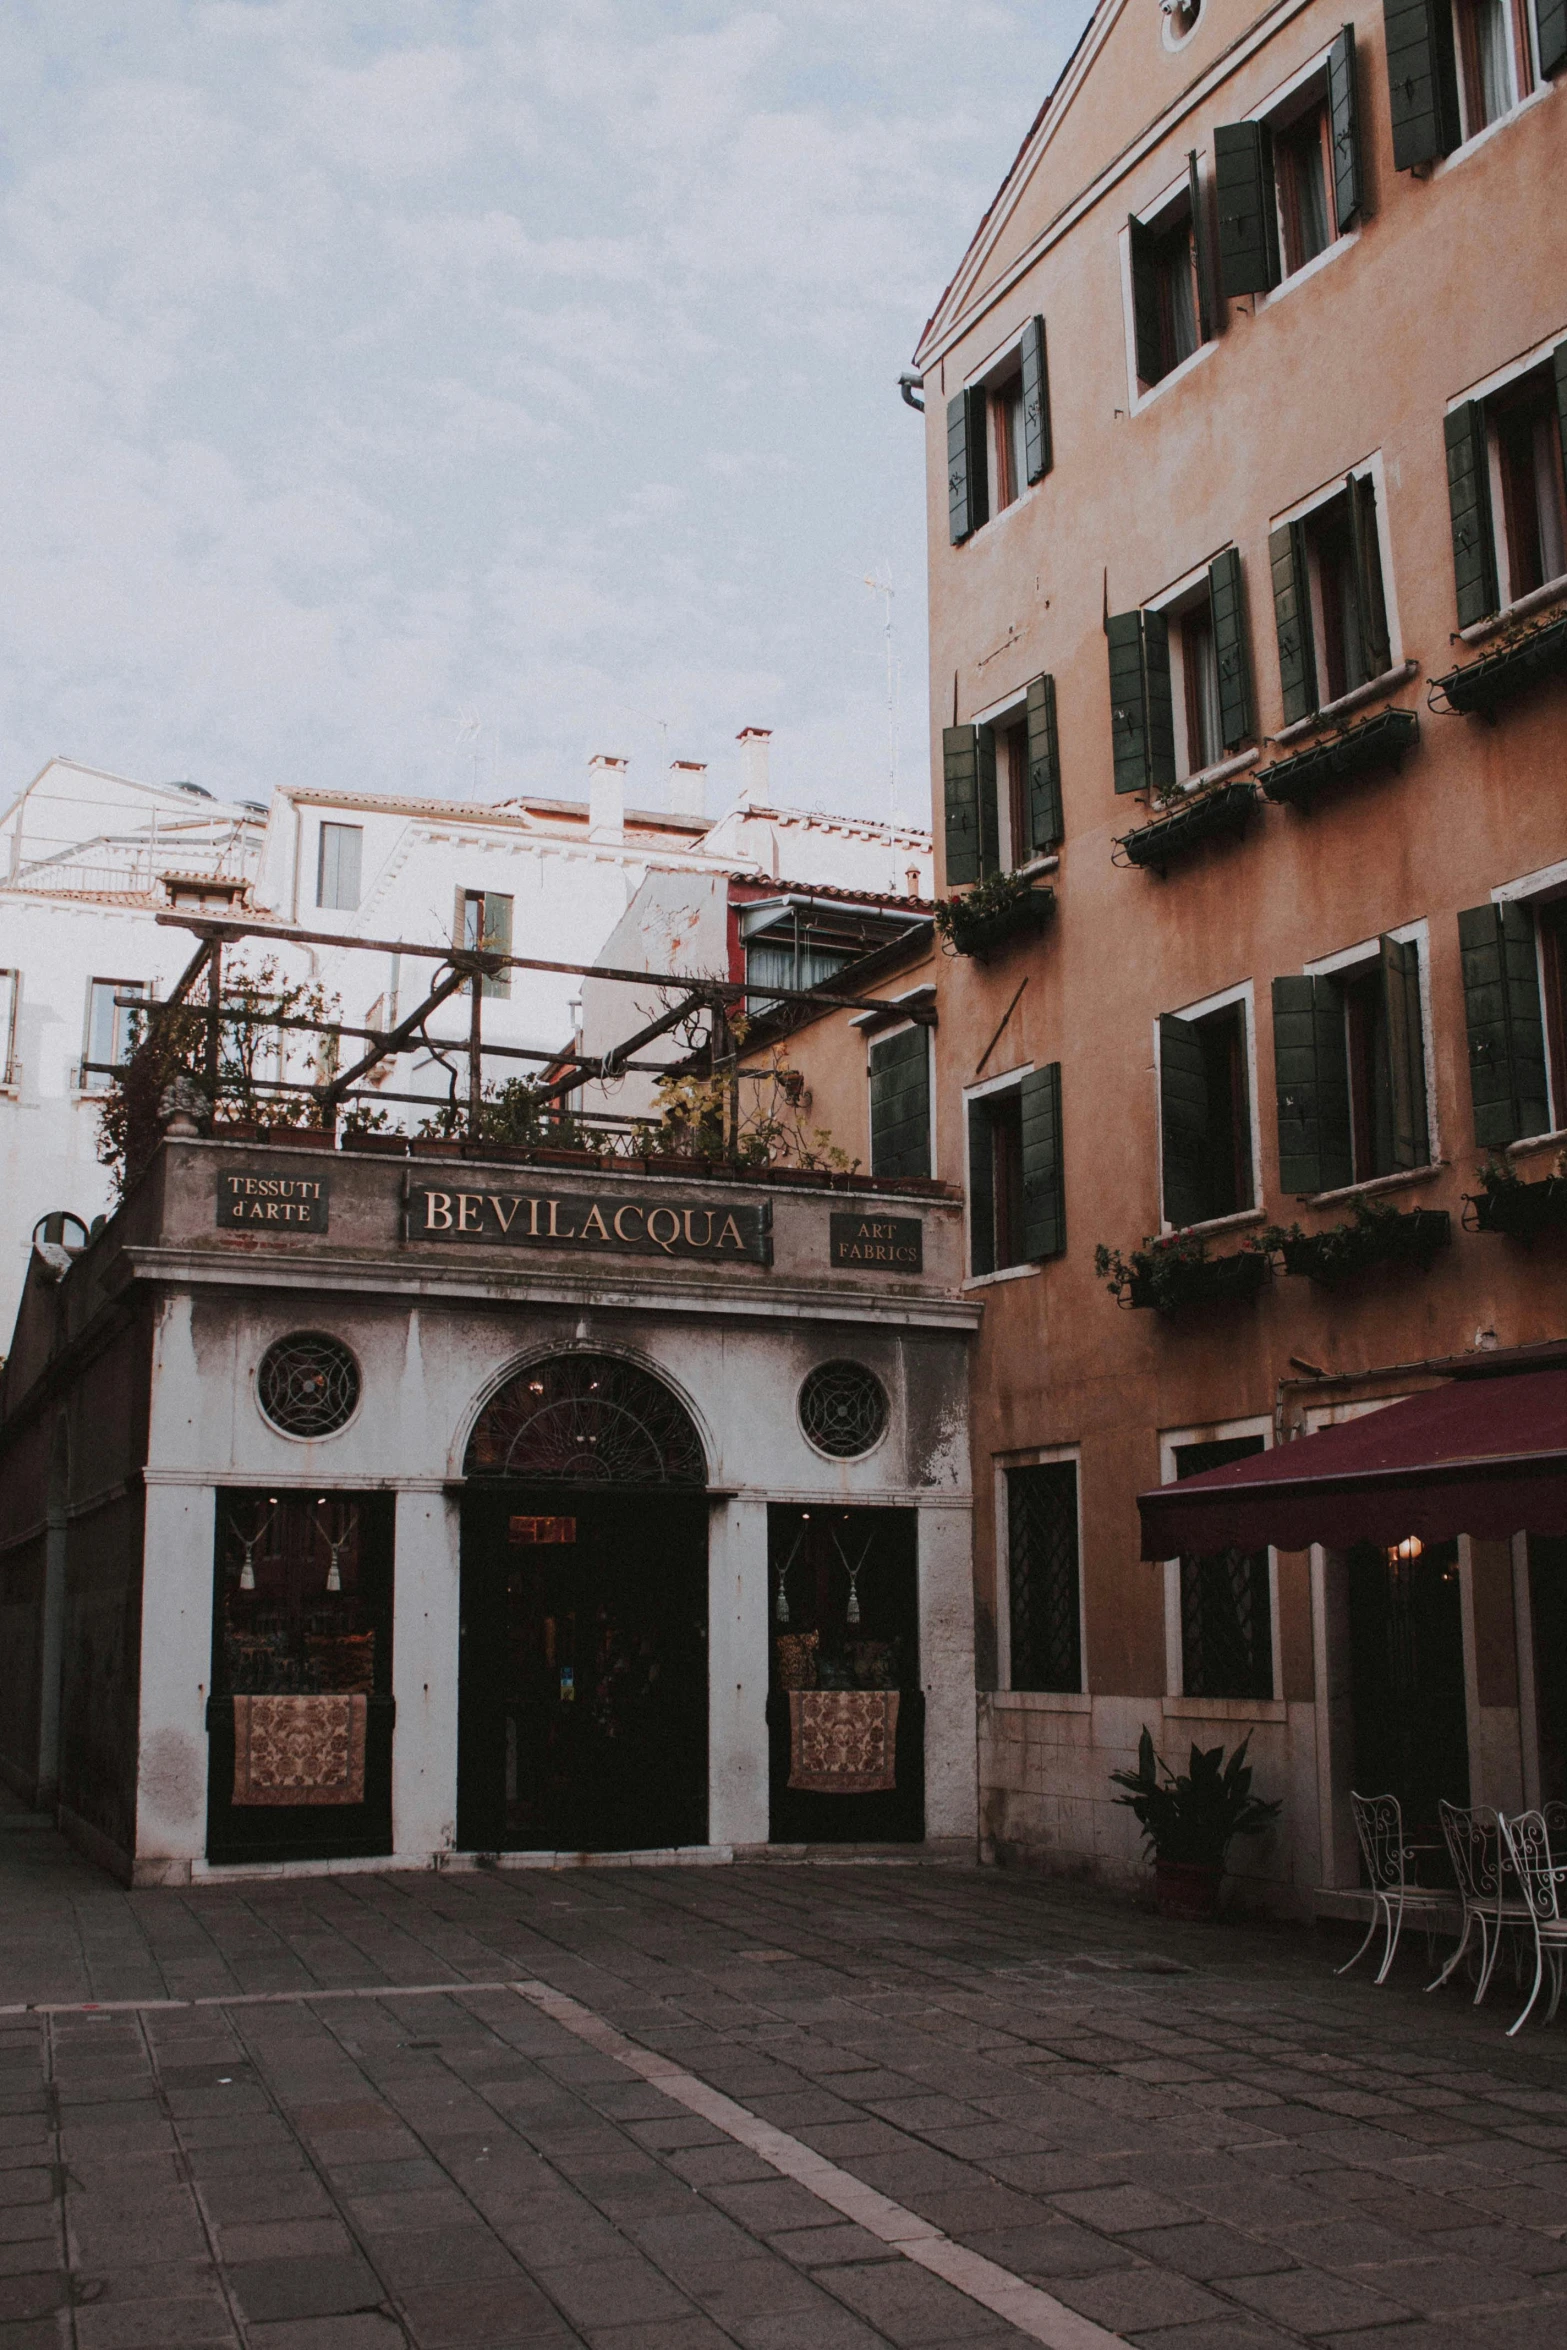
xmin=1175 ymin=1436 xmax=1273 ymax=1701
xmin=798 ymin=1361 xmax=888 ymax=1459
xmin=1006 ymin=1463 xmax=1082 ymax=1693
xmin=466 ymin=1353 xmax=706 ymax=1485
xmin=256 ymin=1334 xmax=361 ymax=1438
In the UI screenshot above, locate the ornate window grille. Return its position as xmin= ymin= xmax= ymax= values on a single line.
xmin=798 ymin=1361 xmax=888 ymax=1459
xmin=465 ymin=1353 xmax=706 ymax=1485
xmin=1006 ymin=1462 xmax=1082 ymax=1692
xmin=256 ymin=1334 xmax=361 ymax=1438
xmin=1174 ymin=1435 xmax=1273 ymax=1700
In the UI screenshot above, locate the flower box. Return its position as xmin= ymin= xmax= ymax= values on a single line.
xmin=1277 ymin=1205 xmax=1450 ymax=1286
xmin=938 ymin=881 xmax=1054 ymax=959
xmin=248 ymin=1125 xmax=336 ymax=1151
xmin=1433 ymin=608 xmax=1567 ymax=718
xmin=1467 ymin=1174 xmax=1567 ymax=1238
xmin=1115 ymin=781 xmax=1257 ymax=873
xmin=1258 ymin=707 xmax=1418 ymax=809
xmin=1125 ymin=1249 xmax=1270 ymax=1310
xmin=344 ymin=1132 xmax=409 ymax=1156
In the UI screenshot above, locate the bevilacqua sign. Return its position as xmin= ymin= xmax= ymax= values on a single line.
xmin=407 ymin=1186 xmax=772 ymax=1265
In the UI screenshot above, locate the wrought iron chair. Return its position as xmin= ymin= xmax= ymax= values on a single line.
xmin=1427 ymin=1801 xmax=1531 ymax=2005
xmin=1499 ymin=1810 xmax=1567 ymax=2036
xmin=1338 ymin=1791 xmax=1453 ymax=1985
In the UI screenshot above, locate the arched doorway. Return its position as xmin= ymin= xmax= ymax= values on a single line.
xmin=457 ymin=1354 xmax=710 ymax=1853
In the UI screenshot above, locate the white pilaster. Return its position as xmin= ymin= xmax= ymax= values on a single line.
xmin=708 ymin=1496 xmax=770 ymax=1847
xmin=392 ymin=1489 xmax=461 ymax=1861
xmin=134 ymin=1481 xmax=216 ymax=1875
xmin=919 ymin=1502 xmax=977 ymax=1845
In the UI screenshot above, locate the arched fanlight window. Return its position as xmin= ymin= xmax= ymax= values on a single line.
xmin=465 ymin=1353 xmax=706 ymax=1486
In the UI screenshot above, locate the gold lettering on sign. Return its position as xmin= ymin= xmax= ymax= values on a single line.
xmin=546 ymin=1199 xmax=575 ymax=1238
xmin=579 ymin=1203 xmax=611 ymax=1242
xmin=645 ymin=1206 xmax=681 ymax=1254
xmin=527 ymin=1196 xmax=544 ymax=1237
xmin=488 ymin=1196 xmax=521 ymax=1233
xmin=683 ymin=1208 xmax=714 ymax=1247
xmin=456 ymin=1193 xmax=483 ymax=1232
xmin=613 ymin=1204 xmax=644 ymax=1241
xmin=716 ymin=1214 xmax=745 ymax=1251
xmin=424 ymin=1192 xmax=454 ymax=1231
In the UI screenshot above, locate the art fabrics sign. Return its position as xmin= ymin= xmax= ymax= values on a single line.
xmin=829 ymin=1212 xmax=923 ymax=1273
xmin=217 ymin=1170 xmax=329 ymax=1231
xmin=407 ymin=1186 xmax=772 ymax=1266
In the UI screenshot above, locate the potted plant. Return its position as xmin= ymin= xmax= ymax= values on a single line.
xmin=1466 ymin=1155 xmax=1567 ymax=1239
xmin=1262 ymin=1197 xmax=1451 ymax=1286
xmin=1111 ymin=1728 xmax=1282 ymax=1921
xmin=935 ymin=869 xmax=1054 ymax=958
xmin=1094 ymin=1231 xmax=1271 ymax=1311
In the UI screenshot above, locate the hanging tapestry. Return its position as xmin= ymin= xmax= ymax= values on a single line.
xmin=787 ymin=1689 xmax=899 ymax=1794
xmin=775 ymin=1631 xmax=819 ymax=1691
xmin=232 ymin=1693 xmax=368 ymax=1806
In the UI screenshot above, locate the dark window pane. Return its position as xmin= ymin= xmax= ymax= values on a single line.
xmin=1007 ymin=1462 xmax=1082 ymax=1692
xmin=1174 ymin=1436 xmax=1272 ymax=1701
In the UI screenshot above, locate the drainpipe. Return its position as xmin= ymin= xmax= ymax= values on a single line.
xmin=899 ymin=372 xmax=925 ymax=412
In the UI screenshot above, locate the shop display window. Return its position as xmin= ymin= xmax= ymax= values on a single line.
xmin=214 ymin=1490 xmax=391 ymax=1698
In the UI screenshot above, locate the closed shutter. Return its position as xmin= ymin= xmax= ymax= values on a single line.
xmin=870 ymin=1025 xmax=931 ymax=1179
xmin=1327 ymin=25 xmax=1365 ymax=231
xmin=943 ymin=725 xmax=982 ymax=887
xmin=1020 ymin=316 xmax=1052 ymax=484
xmin=1209 ymin=547 xmax=1253 ymax=751
xmin=1271 ymin=976 xmax=1352 ymax=1195
xmin=1187 ymin=151 xmax=1216 ymax=343
xmin=1383 ymin=0 xmax=1461 ymax=170
xmin=1380 ymin=935 xmax=1431 ymax=1170
xmin=1128 ymin=216 xmax=1164 ymax=385
xmin=1019 ymin=1063 xmax=1065 ymax=1261
xmin=1269 ymin=521 xmax=1318 ymax=724
xmin=1554 ymin=340 xmax=1567 ymax=484
xmin=1348 ymin=474 xmax=1391 ymax=678
xmin=1024 ymin=674 xmax=1063 ymax=854
xmin=1540 ymin=0 xmax=1567 ymax=78
xmin=1444 ymin=403 xmax=1499 ymax=628
xmin=947 ymin=389 xmax=989 ymax=544
xmin=481 ymin=891 xmax=513 ymax=999
xmin=967 ymin=1098 xmax=996 ymax=1276
xmin=1159 ymin=1013 xmax=1210 ymax=1230
xmin=1107 ymin=612 xmax=1176 ymax=796
xmin=977 ymin=725 xmax=1001 ymax=879
xmin=1214 ymin=122 xmax=1280 ymax=298
xmin=1458 ymin=904 xmax=1551 ymax=1147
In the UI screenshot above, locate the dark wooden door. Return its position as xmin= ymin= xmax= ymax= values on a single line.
xmin=1348 ymin=1538 xmax=1469 ymax=1840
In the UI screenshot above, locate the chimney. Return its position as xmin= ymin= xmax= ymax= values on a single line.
xmin=736 ymin=726 xmax=771 ymax=805
xmin=588 ymin=753 xmax=626 ymax=842
xmin=667 ymin=759 xmax=707 ymax=819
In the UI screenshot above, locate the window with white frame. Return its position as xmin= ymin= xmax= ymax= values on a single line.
xmin=1157 ymin=988 xmax=1256 ymax=1229
xmin=941 ymin=675 xmax=1063 ymax=882
xmin=1458 ymin=879 xmax=1567 ymax=1146
xmin=946 ymin=317 xmax=1052 ymax=544
xmin=1444 ymin=340 xmax=1567 ymax=628
xmin=1452 ymin=0 xmax=1539 ymax=138
xmin=1003 ymin=1455 xmax=1083 ymax=1692
xmin=82 ymin=978 xmax=148 ymax=1087
xmin=1127 ymin=170 xmax=1214 ymax=393
xmin=1272 ymin=930 xmax=1431 ymax=1194
xmin=454 ymin=887 xmax=513 ymax=1000
xmin=966 ymin=1063 xmax=1064 ymax=1275
xmin=1165 ymin=1426 xmax=1275 ymax=1703
xmin=316 ymin=821 xmax=363 ymax=912
xmin=868 ymin=1022 xmax=932 ymax=1180
xmin=1268 ymin=467 xmax=1394 ymax=726
xmin=1214 ymin=33 xmax=1363 ymax=302
xmin=1108 ymin=548 xmax=1254 ymax=796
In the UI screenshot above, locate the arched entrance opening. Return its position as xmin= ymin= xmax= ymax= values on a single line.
xmin=457 ymin=1354 xmax=710 ymax=1853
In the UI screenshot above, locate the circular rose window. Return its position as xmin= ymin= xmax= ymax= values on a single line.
xmin=256 ymin=1333 xmax=361 ymax=1438
xmin=798 ymin=1361 xmax=889 ymax=1460
xmin=1162 ymin=0 xmax=1203 ymax=47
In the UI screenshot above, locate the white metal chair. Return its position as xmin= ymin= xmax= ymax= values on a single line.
xmin=1338 ymin=1791 xmax=1453 ymax=1985
xmin=1427 ymin=1800 xmax=1531 ymax=2004
xmin=1500 ymin=1809 xmax=1567 ymax=2035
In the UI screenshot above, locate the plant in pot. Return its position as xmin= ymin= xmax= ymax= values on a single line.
xmin=1110 ymin=1727 xmax=1281 ymax=1921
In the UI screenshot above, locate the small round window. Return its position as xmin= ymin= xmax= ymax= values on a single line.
xmin=257 ymin=1334 xmax=361 ymax=1438
xmin=799 ymin=1361 xmax=889 ymax=1460
xmin=1162 ymin=0 xmax=1203 ymax=47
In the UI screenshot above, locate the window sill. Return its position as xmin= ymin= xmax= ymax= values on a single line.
xmin=1163 ymin=1695 xmax=1286 ymax=1723
xmin=1169 ymin=747 xmax=1259 ymax=796
xmin=1509 ymin=1128 xmax=1567 ymax=1161
xmin=1304 ymin=1160 xmax=1446 ymax=1209
xmin=1459 ymin=574 xmax=1567 ymax=645
xmin=986 ymin=1689 xmax=1091 ymax=1713
xmin=1433 ymin=79 xmax=1554 ymax=179
xmin=1271 ymin=660 xmax=1420 ymax=747
xmin=963 ymin=1261 xmax=1043 ymax=1292
xmin=1259 ymin=225 xmax=1358 ymax=309
xmin=1014 ymin=852 xmax=1059 ymax=879
xmin=1131 ymin=334 xmax=1216 ymax=416
xmin=1162 ymin=1206 xmax=1266 ymax=1241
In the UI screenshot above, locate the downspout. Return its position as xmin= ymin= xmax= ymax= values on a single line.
xmin=899 ymin=371 xmax=925 ymax=411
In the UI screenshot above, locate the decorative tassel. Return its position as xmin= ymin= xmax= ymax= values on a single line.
xmin=239 ymin=1558 xmax=255 ymax=1593
xmin=326 ymin=1557 xmax=341 ymax=1594
xmin=846 ymin=1577 xmax=861 ymax=1627
xmin=774 ymin=1563 xmax=790 ymax=1625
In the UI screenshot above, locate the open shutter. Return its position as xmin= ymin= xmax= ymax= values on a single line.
xmin=1444 ymin=404 xmax=1499 ymax=627
xmin=1327 ymin=25 xmax=1365 ymax=232
xmin=1020 ymin=316 xmax=1052 ymax=483
xmin=870 ymin=1025 xmax=931 ymax=1179
xmin=1107 ymin=612 xmax=1175 ymax=796
xmin=1144 ymin=610 xmax=1175 ymax=792
xmin=1020 ymin=1063 xmax=1065 ymax=1261
xmin=1269 ymin=522 xmax=1318 ymax=725
xmin=947 ymin=389 xmax=988 ymax=544
xmin=1187 ymin=152 xmax=1216 ymax=344
xmin=1272 ymin=976 xmax=1352 ymax=1196
xmin=1539 ymin=0 xmax=1567 ymax=76
xmin=1024 ymin=675 xmax=1062 ymax=853
xmin=1380 ymin=936 xmax=1430 ymax=1170
xmin=481 ymin=892 xmax=512 ymax=999
xmin=1383 ymin=0 xmax=1461 ymax=170
xmin=1159 ymin=1014 xmax=1210 ymax=1230
xmin=967 ymin=1099 xmax=996 ymax=1276
xmin=1208 ymin=547 xmax=1253 ymax=751
xmin=1458 ymin=904 xmax=1551 ymax=1148
xmin=1553 ymin=341 xmax=1567 ymax=484
xmin=977 ymin=725 xmax=1001 ymax=879
xmin=1214 ymin=122 xmax=1280 ymax=298
xmin=1348 ymin=474 xmax=1391 ymax=678
xmin=943 ymin=725 xmax=981 ymax=887
xmin=1128 ymin=216 xmax=1164 ymax=385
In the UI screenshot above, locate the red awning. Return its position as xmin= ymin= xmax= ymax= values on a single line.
xmin=1137 ymin=1368 xmax=1567 ymax=1558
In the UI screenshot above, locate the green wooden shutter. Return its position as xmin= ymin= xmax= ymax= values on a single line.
xmin=943 ymin=725 xmax=981 ymax=887
xmin=481 ymin=891 xmax=513 ymax=999
xmin=1107 ymin=612 xmax=1150 ymax=795
xmin=1020 ymin=1063 xmax=1065 ymax=1260
xmin=1383 ymin=0 xmax=1461 ymax=170
xmin=1553 ymin=340 xmax=1567 ymax=487
xmin=1159 ymin=1014 xmax=1210 ymax=1229
xmin=1020 ymin=316 xmax=1052 ymax=483
xmin=1380 ymin=936 xmax=1430 ymax=1170
xmin=1272 ymin=976 xmax=1352 ymax=1196
xmin=1187 ymin=151 xmax=1215 ymax=343
xmin=1214 ymin=122 xmax=1280 ymax=298
xmin=1444 ymin=403 xmax=1499 ymax=628
xmin=1128 ymin=216 xmax=1164 ymax=385
xmin=1327 ymin=25 xmax=1365 ymax=232
xmin=1539 ymin=0 xmax=1567 ymax=76
xmin=977 ymin=725 xmax=1001 ymax=879
xmin=1348 ymin=474 xmax=1391 ymax=679
xmin=1458 ymin=904 xmax=1551 ymax=1148
xmin=1269 ymin=522 xmax=1318 ymax=724
xmin=1209 ymin=547 xmax=1253 ymax=752
xmin=967 ymin=1098 xmax=996 ymax=1276
xmin=1024 ymin=674 xmax=1062 ymax=853
xmin=870 ymin=1025 xmax=931 ymax=1179
xmin=1144 ymin=610 xmax=1175 ymax=792
xmin=947 ymin=390 xmax=988 ymax=544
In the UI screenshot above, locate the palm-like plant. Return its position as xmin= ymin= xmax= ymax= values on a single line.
xmin=1110 ymin=1728 xmax=1281 ymax=1868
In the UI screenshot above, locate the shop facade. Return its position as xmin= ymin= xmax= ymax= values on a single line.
xmin=0 ymin=1137 xmax=977 ymax=1884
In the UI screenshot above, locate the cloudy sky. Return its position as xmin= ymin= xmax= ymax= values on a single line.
xmin=0 ymin=2 xmax=1076 ymax=830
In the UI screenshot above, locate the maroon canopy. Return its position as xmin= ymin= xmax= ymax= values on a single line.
xmin=1138 ymin=1369 xmax=1567 ymax=1558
